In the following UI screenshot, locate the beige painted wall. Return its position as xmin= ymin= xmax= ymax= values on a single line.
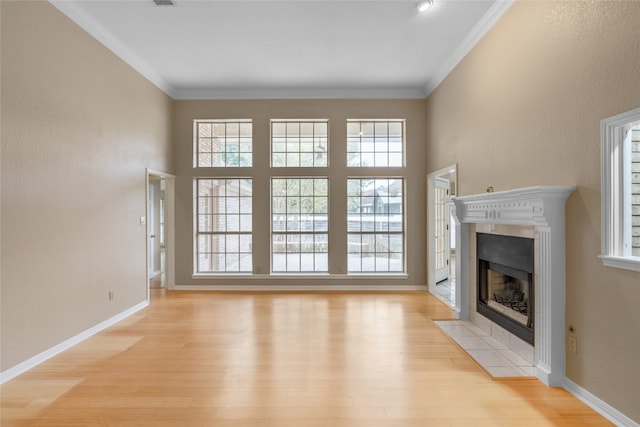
xmin=425 ymin=1 xmax=640 ymax=422
xmin=173 ymin=100 xmax=427 ymax=287
xmin=0 ymin=2 xmax=173 ymax=371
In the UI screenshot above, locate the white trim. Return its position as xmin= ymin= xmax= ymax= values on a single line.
xmin=423 ymin=0 xmax=515 ymax=97
xmin=600 ymin=107 xmax=640 ymax=272
xmin=599 ymin=255 xmax=640 ymax=272
xmin=191 ymin=273 xmax=409 ymax=280
xmin=0 ymin=301 xmax=148 ymax=384
xmin=48 ymin=0 xmax=512 ymax=101
xmin=173 ymin=86 xmax=426 ymax=100
xmin=451 ymin=185 xmax=576 ymax=387
xmin=426 ymin=164 xmax=457 ymax=307
xmin=146 ymin=169 xmax=176 ymax=293
xmin=175 ymin=284 xmax=424 ymax=291
xmin=563 ymin=379 xmax=640 ymax=427
xmin=49 ymin=1 xmax=174 ymax=98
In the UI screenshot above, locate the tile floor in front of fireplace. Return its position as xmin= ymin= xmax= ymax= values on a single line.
xmin=434 ymin=320 xmax=536 ymax=378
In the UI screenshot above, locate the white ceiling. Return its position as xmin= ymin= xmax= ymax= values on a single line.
xmin=50 ymin=0 xmax=513 ymax=100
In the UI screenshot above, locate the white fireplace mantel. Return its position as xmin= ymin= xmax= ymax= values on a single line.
xmin=451 ymin=185 xmax=576 ymax=386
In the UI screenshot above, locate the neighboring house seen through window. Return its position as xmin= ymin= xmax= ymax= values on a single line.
xmin=347 ymin=178 xmax=404 ymax=273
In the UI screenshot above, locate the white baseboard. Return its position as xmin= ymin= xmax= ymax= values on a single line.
xmin=174 ymin=284 xmax=426 ymax=291
xmin=564 ymin=378 xmax=639 ymax=427
xmin=0 ymin=300 xmax=149 ymax=384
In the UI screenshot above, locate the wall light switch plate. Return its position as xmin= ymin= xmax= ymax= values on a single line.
xmin=568 ymin=336 xmax=577 ymax=353
xmin=140 ymin=216 xmax=146 ymax=225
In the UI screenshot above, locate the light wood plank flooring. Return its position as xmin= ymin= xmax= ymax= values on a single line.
xmin=1 ymin=290 xmax=612 ymax=426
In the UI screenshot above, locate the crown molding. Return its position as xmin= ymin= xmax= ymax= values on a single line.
xmin=423 ymin=0 xmax=515 ymax=98
xmin=171 ymin=86 xmax=427 ymax=100
xmin=50 ymin=0 xmax=513 ymax=101
xmin=49 ymin=0 xmax=176 ymax=98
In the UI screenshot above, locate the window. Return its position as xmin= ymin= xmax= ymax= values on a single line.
xmin=271 ymin=120 xmax=328 ymax=167
xmin=600 ymin=107 xmax=640 ymax=272
xmin=347 ymin=120 xmax=404 ymax=167
xmin=194 ymin=120 xmax=252 ymax=167
xmin=347 ymin=178 xmax=404 ymax=273
xmin=192 ymin=116 xmax=408 ymax=279
xmin=271 ymin=178 xmax=328 ymax=272
xmin=195 ymin=178 xmax=252 ymax=273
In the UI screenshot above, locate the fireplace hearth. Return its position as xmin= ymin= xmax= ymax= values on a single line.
xmin=477 ymin=233 xmax=534 ymax=345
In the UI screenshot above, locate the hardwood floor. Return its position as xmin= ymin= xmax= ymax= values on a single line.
xmin=1 ymin=290 xmax=612 ymax=426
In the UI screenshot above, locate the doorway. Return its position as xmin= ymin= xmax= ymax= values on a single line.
xmin=427 ymin=165 xmax=457 ymax=307
xmin=146 ymin=169 xmax=175 ymax=296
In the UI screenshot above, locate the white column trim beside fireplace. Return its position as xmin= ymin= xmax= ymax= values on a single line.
xmin=451 ymin=185 xmax=576 ymax=386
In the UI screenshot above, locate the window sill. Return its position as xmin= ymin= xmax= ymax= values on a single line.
xmin=191 ymin=273 xmax=409 ymax=280
xmin=599 ymin=255 xmax=640 ymax=273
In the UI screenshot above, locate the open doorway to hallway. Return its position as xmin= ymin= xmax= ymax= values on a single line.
xmin=427 ymin=165 xmax=457 ymax=308
xmin=146 ymin=169 xmax=175 ymax=295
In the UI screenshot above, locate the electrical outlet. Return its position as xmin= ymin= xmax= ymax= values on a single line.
xmin=108 ymin=291 xmax=114 ymax=301
xmin=139 ymin=216 xmax=146 ymax=225
xmin=568 ymin=336 xmax=577 ymax=353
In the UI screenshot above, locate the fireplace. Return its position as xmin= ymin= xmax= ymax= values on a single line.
xmin=477 ymin=233 xmax=534 ymax=344
xmin=451 ymin=185 xmax=576 ymax=386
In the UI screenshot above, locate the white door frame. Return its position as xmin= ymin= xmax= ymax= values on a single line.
xmin=434 ymin=176 xmax=450 ymax=283
xmin=427 ymin=164 xmax=457 ymax=298
xmin=146 ymin=169 xmax=176 ymax=299
xmin=148 ymin=183 xmax=156 ymax=276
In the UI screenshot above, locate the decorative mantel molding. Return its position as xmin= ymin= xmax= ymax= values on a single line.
xmin=451 ymin=185 xmax=576 ymax=226
xmin=450 ymin=185 xmax=576 ymax=387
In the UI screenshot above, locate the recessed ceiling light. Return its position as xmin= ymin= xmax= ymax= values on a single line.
xmin=417 ymin=0 xmax=434 ymax=13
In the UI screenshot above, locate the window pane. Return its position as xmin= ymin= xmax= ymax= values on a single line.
xmin=195 ymin=178 xmax=252 ymax=273
xmin=271 ymin=120 xmax=328 ymax=167
xmin=272 ymin=153 xmax=285 ymax=167
xmin=347 ymin=178 xmax=404 ymax=273
xmin=347 ymin=120 xmax=405 ymax=168
xmin=271 ymin=177 xmax=329 ymax=273
xmin=195 ymin=120 xmax=252 ymax=167
xmin=286 ymin=153 xmax=300 ymax=167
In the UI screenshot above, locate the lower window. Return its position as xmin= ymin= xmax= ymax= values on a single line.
xmin=271 ymin=177 xmax=328 ymax=273
xmin=195 ymin=178 xmax=252 ymax=273
xmin=347 ymin=178 xmax=405 ymax=273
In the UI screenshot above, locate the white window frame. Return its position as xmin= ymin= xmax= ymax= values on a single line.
xmin=346 ymin=177 xmax=406 ymax=274
xmin=194 ymin=119 xmax=252 ymax=168
xmin=271 ymin=119 xmax=329 ymax=168
xmin=347 ymin=119 xmax=405 ymax=167
xmin=600 ymin=106 xmax=640 ymax=272
xmin=270 ymin=177 xmax=329 ymax=274
xmin=194 ymin=178 xmax=253 ymax=274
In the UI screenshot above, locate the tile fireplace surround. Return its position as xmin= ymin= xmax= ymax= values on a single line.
xmin=451 ymin=185 xmax=576 ymax=386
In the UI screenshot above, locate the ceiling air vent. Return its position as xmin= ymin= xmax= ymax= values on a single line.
xmin=153 ymin=0 xmax=175 ymax=6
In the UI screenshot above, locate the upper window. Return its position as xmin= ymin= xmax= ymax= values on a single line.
xmin=194 ymin=120 xmax=252 ymax=167
xmin=347 ymin=178 xmax=404 ymax=273
xmin=600 ymin=107 xmax=640 ymax=272
xmin=195 ymin=178 xmax=252 ymax=273
xmin=271 ymin=120 xmax=328 ymax=167
xmin=271 ymin=177 xmax=328 ymax=273
xmin=347 ymin=120 xmax=405 ymax=167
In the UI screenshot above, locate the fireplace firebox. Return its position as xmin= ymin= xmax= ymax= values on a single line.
xmin=477 ymin=233 xmax=534 ymax=345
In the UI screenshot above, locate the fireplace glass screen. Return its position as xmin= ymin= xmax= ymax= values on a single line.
xmin=477 ymin=233 xmax=534 ymax=345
